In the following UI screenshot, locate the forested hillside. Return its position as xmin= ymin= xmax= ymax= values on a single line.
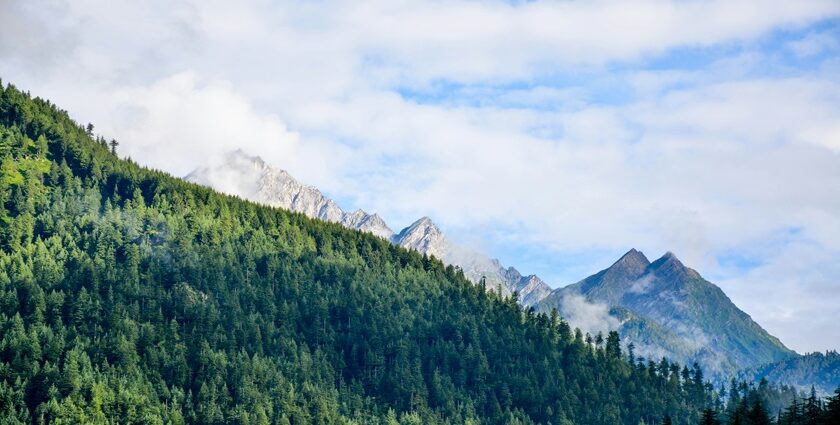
xmin=0 ymin=81 xmax=791 ymax=424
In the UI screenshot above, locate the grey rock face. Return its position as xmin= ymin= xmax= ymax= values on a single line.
xmin=342 ymin=210 xmax=393 ymax=240
xmin=187 ymin=150 xmax=552 ymax=305
xmin=515 ymin=274 xmax=554 ymax=307
xmin=392 ymin=217 xmax=448 ymax=260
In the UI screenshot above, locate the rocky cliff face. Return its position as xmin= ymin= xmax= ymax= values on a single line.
xmin=186 ymin=150 xmax=552 ymax=305
xmin=537 ymin=249 xmax=795 ymax=379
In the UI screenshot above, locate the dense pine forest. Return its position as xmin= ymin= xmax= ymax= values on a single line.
xmin=0 ymin=81 xmax=837 ymax=424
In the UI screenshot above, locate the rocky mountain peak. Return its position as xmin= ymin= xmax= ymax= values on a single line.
xmin=598 ymin=248 xmax=650 ymax=286
xmin=393 ymin=216 xmax=448 ymax=259
xmin=413 ymin=216 xmax=436 ymax=229
xmin=614 ymin=248 xmax=651 ymax=270
xmin=660 ymin=251 xmax=680 ymax=263
xmin=649 ymin=251 xmax=701 ymax=281
xmin=515 ymin=274 xmax=553 ymax=307
xmin=504 ymin=266 xmax=523 ymax=283
xmin=187 ymin=150 xmax=387 ymax=238
xmin=341 ymin=210 xmax=393 ymax=240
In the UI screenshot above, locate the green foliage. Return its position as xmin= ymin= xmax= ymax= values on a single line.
xmin=0 ymin=81 xmax=722 ymax=423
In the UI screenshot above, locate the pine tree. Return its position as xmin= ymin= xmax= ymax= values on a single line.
xmin=803 ymin=386 xmax=822 ymax=425
xmin=746 ymin=399 xmax=771 ymax=425
xmin=824 ymin=387 xmax=840 ymax=424
xmin=780 ymin=395 xmax=802 ymax=425
xmin=699 ymin=408 xmax=719 ymax=425
xmin=605 ymin=331 xmax=622 ymax=358
xmin=730 ymin=397 xmax=749 ymax=425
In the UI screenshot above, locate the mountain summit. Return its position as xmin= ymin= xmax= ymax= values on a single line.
xmin=537 ymin=249 xmax=795 ymax=378
xmin=186 ymin=150 xmax=553 ymax=305
xmin=574 ymin=248 xmax=651 ymax=303
xmin=391 ymin=216 xmax=447 ymax=259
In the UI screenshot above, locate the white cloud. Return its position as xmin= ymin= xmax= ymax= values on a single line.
xmin=96 ymin=73 xmax=303 ymax=178
xmin=629 ymin=275 xmax=655 ymax=294
xmin=786 ymin=30 xmax=840 ymax=58
xmin=719 ymin=240 xmax=840 ymax=353
xmin=559 ymin=294 xmax=621 ymax=336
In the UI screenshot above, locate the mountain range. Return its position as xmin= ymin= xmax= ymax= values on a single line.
xmin=187 ymin=150 xmax=553 ymax=306
xmin=186 ymin=150 xmax=804 ymax=382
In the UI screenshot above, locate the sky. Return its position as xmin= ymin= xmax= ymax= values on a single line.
xmin=1 ymin=0 xmax=839 ymax=354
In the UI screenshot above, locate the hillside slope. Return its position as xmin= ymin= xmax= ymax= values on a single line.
xmin=0 ymin=83 xmax=712 ymax=423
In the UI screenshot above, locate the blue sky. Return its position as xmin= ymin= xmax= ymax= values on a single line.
xmin=392 ymin=20 xmax=840 ymax=286
xmin=1 ymin=0 xmax=839 ymax=353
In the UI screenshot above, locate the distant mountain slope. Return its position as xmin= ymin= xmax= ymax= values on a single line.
xmin=392 ymin=216 xmax=552 ymax=305
xmin=187 ymin=150 xmax=552 ymax=305
xmin=739 ymin=351 xmax=840 ymax=396
xmin=537 ymin=249 xmax=795 ymax=379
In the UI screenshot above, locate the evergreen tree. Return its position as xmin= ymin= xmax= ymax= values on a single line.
xmin=824 ymin=387 xmax=840 ymax=424
xmin=746 ymin=399 xmax=771 ymax=425
xmin=803 ymin=386 xmax=823 ymax=425
xmin=700 ymin=408 xmax=720 ymax=425
xmin=780 ymin=396 xmax=802 ymax=425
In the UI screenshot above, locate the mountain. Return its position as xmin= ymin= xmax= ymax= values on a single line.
xmin=537 ymin=249 xmax=796 ymax=379
xmin=186 ymin=150 xmax=393 ymax=239
xmin=0 ymin=81 xmax=716 ymax=424
xmin=187 ymin=150 xmax=552 ymax=306
xmin=187 ymin=145 xmax=799 ymax=380
xmin=739 ymin=351 xmax=840 ymax=396
xmin=390 ymin=216 xmax=552 ymax=305
xmin=391 ymin=216 xmax=447 ymax=259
